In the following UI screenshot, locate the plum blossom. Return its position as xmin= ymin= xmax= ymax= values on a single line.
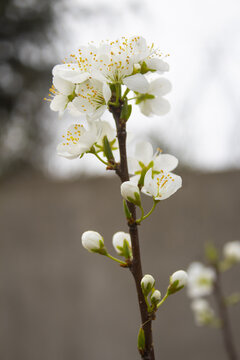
xmin=128 ymin=141 xmax=178 ymax=182
xmin=72 ymin=79 xmax=111 ymax=119
xmin=142 ymin=168 xmax=182 ymax=201
xmin=191 ymin=299 xmax=215 ymax=326
xmin=136 ymin=78 xmax=172 ymax=116
xmin=187 ymin=262 xmax=216 ymax=298
xmin=57 ymin=120 xmax=115 ymax=159
xmin=48 ymin=76 xmax=77 ymax=115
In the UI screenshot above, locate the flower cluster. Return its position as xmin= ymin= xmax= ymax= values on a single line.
xmin=47 ymin=36 xmax=170 ymax=118
xmin=47 ymin=36 xmax=174 ymax=163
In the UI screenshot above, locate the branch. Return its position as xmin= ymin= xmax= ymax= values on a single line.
xmin=110 ymin=104 xmax=155 ymax=360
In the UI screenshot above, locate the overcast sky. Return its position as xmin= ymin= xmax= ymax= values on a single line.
xmin=44 ymin=0 xmax=240 ymax=177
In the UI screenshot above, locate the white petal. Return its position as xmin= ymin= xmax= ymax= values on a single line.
xmin=57 ymin=143 xmax=82 ymax=159
xmin=50 ymin=94 xmax=68 ymax=112
xmin=128 ymin=157 xmax=141 ymax=174
xmin=52 ymin=64 xmax=90 ymax=83
xmin=150 ymin=97 xmax=171 ymax=116
xmin=139 ymin=100 xmax=153 ymax=117
xmin=135 ymin=141 xmax=153 ymax=165
xmin=123 ymin=74 xmax=149 ymax=93
xmin=53 ymin=76 xmax=75 ymax=95
xmin=149 ymin=78 xmax=172 ymax=96
xmin=155 ymin=172 xmax=182 ymax=200
xmin=145 ymin=58 xmax=169 ymax=72
xmin=154 ymin=154 xmax=178 ymax=172
xmin=142 ymin=169 xmax=158 ymax=198
xmin=102 ymin=83 xmax=111 ymax=103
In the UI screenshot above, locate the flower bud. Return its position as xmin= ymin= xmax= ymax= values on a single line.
xmin=150 ymin=290 xmax=161 ymax=304
xmin=112 ymin=231 xmax=132 ymax=258
xmin=81 ymin=231 xmax=107 ymax=255
xmin=223 ymin=241 xmax=240 ymax=263
xmin=168 ymin=270 xmax=188 ymax=294
xmin=141 ymin=274 xmax=155 ymax=296
xmin=120 ymin=181 xmax=141 ymax=206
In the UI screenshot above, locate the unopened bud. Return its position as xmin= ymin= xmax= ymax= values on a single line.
xmin=223 ymin=241 xmax=240 ymax=263
xmin=141 ymin=274 xmax=155 ymax=296
xmin=151 ymin=290 xmax=161 ymax=304
xmin=81 ymin=231 xmax=107 ymax=255
xmin=121 ymin=181 xmax=141 ymax=206
xmin=168 ymin=270 xmax=188 ymax=294
xmin=112 ymin=231 xmax=132 ymax=258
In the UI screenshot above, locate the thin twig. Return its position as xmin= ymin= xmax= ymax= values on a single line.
xmin=213 ymin=265 xmax=238 ymax=360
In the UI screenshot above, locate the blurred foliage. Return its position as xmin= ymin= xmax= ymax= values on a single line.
xmin=0 ymin=0 xmax=54 ymax=176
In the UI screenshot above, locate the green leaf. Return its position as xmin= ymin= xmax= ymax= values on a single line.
xmin=122 ymin=239 xmax=131 ymax=259
xmin=103 ymin=136 xmax=114 ymax=162
xmin=120 ymin=99 xmax=132 ymax=121
xmin=205 ymin=242 xmax=218 ymax=264
xmin=123 ymin=200 xmax=132 ymax=220
xmin=137 ymin=327 xmax=145 ymax=353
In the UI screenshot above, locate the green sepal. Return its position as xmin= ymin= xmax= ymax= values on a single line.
xmin=205 ymin=242 xmax=218 ymax=264
xmin=141 ymin=282 xmax=155 ymax=297
xmin=126 ymin=192 xmax=141 ymax=207
xmin=103 ymin=135 xmax=114 ymax=162
xmin=120 ymin=99 xmax=132 ymax=121
xmin=91 ymin=239 xmax=108 ymax=256
xmin=167 ymin=280 xmax=184 ymax=295
xmin=123 ymin=200 xmax=132 ymax=220
xmin=122 ymin=239 xmax=132 ymax=259
xmin=135 ymin=93 xmax=155 ymax=105
xmin=137 ymin=327 xmax=145 ymax=353
xmin=140 ymin=61 xmax=157 ymax=75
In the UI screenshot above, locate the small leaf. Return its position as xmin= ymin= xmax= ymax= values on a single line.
xmin=103 ymin=136 xmax=114 ymax=162
xmin=123 ymin=200 xmax=132 ymax=220
xmin=137 ymin=327 xmax=145 ymax=353
xmin=205 ymin=242 xmax=218 ymax=264
xmin=120 ymin=99 xmax=132 ymax=121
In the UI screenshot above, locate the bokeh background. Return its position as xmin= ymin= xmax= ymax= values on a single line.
xmin=1 ymin=0 xmax=240 ymax=359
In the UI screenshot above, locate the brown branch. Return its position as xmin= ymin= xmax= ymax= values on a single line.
xmin=213 ymin=265 xmax=238 ymax=360
xmin=110 ymin=104 xmax=155 ymax=360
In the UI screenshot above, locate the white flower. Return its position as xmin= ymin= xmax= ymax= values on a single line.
xmin=170 ymin=270 xmax=188 ymax=288
xmin=112 ymin=231 xmax=132 ymax=258
xmin=81 ymin=231 xmax=105 ymax=253
xmin=141 ymin=274 xmax=155 ymax=296
xmin=57 ymin=120 xmax=116 ymax=160
xmin=223 ymin=241 xmax=240 ymax=263
xmin=142 ymin=168 xmax=182 ymax=200
xmin=120 ymin=181 xmax=141 ymax=206
xmin=57 ymin=122 xmax=98 ymax=159
xmin=187 ymin=262 xmax=216 ymax=298
xmin=191 ymin=299 xmax=215 ymax=326
xmin=48 ymin=76 xmax=77 ymax=115
xmin=137 ymin=78 xmax=171 ymax=116
xmin=128 ymin=141 xmax=178 ymax=180
xmin=72 ymin=79 xmax=111 ymax=119
xmin=151 ymin=290 xmax=161 ymax=303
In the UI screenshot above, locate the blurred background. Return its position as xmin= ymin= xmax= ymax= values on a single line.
xmin=0 ymin=0 xmax=240 ymax=359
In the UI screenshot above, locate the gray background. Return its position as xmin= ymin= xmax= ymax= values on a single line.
xmin=1 ymin=170 xmax=240 ymax=360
